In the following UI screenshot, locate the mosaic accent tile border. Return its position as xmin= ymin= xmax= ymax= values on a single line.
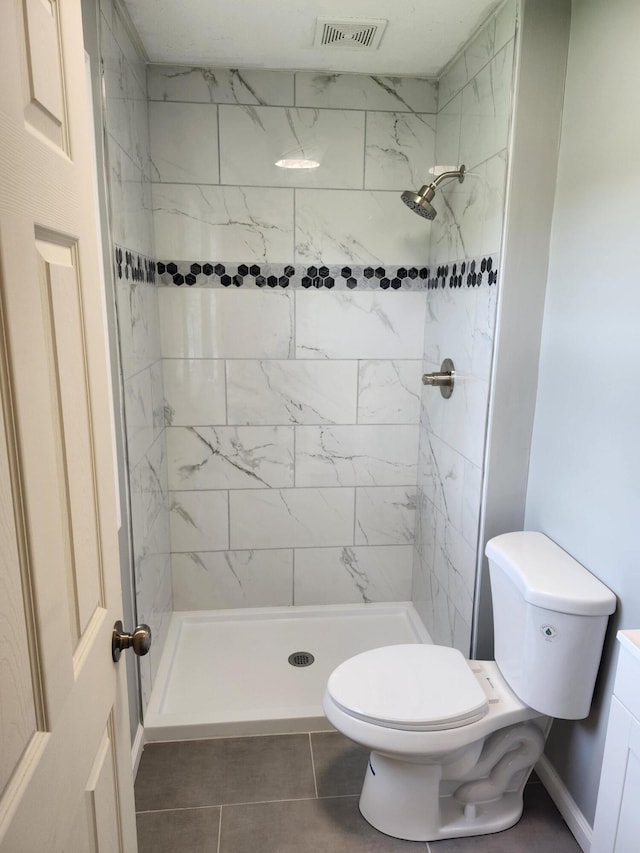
xmin=427 ymin=255 xmax=498 ymax=290
xmin=156 ymin=262 xmax=430 ymax=290
xmin=114 ymin=246 xmax=157 ymax=283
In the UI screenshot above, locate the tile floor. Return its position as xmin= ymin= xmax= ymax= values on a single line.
xmin=135 ymin=731 xmax=581 ymax=852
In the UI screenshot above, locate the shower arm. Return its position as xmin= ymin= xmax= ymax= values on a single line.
xmin=418 ymin=166 xmax=466 ymax=197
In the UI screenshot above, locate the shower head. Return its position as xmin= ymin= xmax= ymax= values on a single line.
xmin=401 ymin=165 xmax=466 ymax=220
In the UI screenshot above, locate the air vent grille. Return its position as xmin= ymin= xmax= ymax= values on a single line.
xmin=314 ymin=18 xmax=388 ymax=51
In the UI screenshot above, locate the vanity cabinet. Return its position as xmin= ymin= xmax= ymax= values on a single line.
xmin=591 ymin=630 xmax=640 ymax=853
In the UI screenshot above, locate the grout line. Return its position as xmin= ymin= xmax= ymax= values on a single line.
xmin=308 ymin=733 xmax=319 ymax=798
xmin=217 ymin=804 xmax=223 ymax=853
xmin=137 ymin=793 xmax=338 ymax=815
xmin=216 ymin=104 xmax=221 ymax=184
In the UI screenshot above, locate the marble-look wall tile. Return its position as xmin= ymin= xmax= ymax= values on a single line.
xmin=294 ymin=189 xmax=431 ymax=265
xmin=167 ymin=426 xmax=294 ymax=490
xmin=438 ymin=16 xmax=496 ymax=109
xmin=124 ymin=366 xmax=155 ymax=469
xmin=229 ymin=488 xmax=355 ymax=550
xmin=295 ymin=73 xmax=437 ymax=113
xmin=219 ymin=106 xmax=365 ymax=189
xmin=364 ymin=113 xmax=436 ymax=191
xmin=355 ymin=486 xmax=416 ymax=546
xmin=494 ymin=0 xmax=518 ymax=54
xmin=158 ymin=288 xmax=293 ymax=359
xmin=435 ymin=93 xmax=462 ymax=169
xmin=149 ymin=102 xmax=219 ymax=183
xmin=357 ymin=360 xmax=422 ymax=424
xmin=148 ymin=65 xmax=295 ymax=106
xmin=294 ymin=545 xmax=413 ymax=605
xmin=152 ymin=183 xmax=294 ymax=261
xmin=459 ymin=40 xmax=515 ymax=171
xmin=296 ymin=291 xmax=426 ymax=359
xmin=163 ymin=359 xmax=226 ymax=426
xmin=172 ymin=550 xmax=294 ymax=610
xmin=295 ymin=425 xmax=419 ymax=487
xmin=169 ymin=490 xmax=229 ymax=551
xmin=433 ymin=512 xmax=476 ymax=627
xmin=418 ymin=431 xmax=466 ymax=531
xmin=226 ymin=360 xmax=357 ymax=425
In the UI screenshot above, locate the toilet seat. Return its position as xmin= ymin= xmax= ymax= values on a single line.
xmin=327 ymin=644 xmax=489 ymax=732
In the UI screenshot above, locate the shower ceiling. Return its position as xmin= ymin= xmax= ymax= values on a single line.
xmin=122 ymin=0 xmax=500 ymax=76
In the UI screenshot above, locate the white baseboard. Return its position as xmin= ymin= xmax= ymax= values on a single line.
xmin=131 ymin=723 xmax=145 ymax=780
xmin=536 ymin=754 xmax=592 ymax=852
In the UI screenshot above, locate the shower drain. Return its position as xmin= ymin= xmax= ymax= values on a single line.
xmin=288 ymin=651 xmax=315 ymax=667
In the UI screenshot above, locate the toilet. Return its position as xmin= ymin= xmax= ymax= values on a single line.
xmin=323 ymin=531 xmax=616 ymax=841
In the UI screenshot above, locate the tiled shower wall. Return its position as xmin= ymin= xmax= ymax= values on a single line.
xmin=412 ymin=1 xmax=517 ymax=651
xmin=147 ymin=65 xmax=443 ymax=608
xmin=100 ymin=0 xmax=171 ymax=710
xmin=160 ymin=287 xmax=426 ymax=608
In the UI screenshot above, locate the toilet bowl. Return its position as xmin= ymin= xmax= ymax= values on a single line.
xmin=323 ymin=531 xmax=617 ymax=842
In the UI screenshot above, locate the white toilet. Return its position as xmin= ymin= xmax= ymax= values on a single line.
xmin=323 ymin=531 xmax=616 ymax=841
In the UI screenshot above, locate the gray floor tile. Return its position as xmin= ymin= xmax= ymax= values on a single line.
xmin=135 ymin=734 xmax=315 ymax=812
xmin=428 ymin=784 xmax=581 ymax=852
xmin=219 ymin=796 xmax=426 ymax=853
xmin=311 ymin=731 xmax=369 ymax=798
xmin=136 ymin=807 xmax=220 ymax=853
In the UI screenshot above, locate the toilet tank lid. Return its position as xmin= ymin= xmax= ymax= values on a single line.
xmin=486 ymin=532 xmax=616 ymax=616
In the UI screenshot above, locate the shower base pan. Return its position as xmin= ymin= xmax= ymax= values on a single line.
xmin=144 ymin=602 xmax=430 ymax=742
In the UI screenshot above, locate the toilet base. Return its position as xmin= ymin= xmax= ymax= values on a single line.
xmin=359 ymin=750 xmax=527 ymax=842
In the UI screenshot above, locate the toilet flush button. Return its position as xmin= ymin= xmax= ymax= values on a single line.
xmin=541 ymin=624 xmax=558 ymax=640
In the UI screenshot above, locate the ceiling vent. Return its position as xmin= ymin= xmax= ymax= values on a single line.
xmin=313 ymin=18 xmax=388 ymax=51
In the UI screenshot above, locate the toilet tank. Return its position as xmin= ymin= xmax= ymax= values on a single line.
xmin=486 ymin=532 xmax=616 ymax=719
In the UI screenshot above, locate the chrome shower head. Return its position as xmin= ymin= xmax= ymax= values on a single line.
xmin=401 ymin=186 xmax=437 ymax=220
xmin=401 ymin=165 xmax=466 ymax=220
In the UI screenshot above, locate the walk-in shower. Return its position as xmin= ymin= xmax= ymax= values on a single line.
xmin=401 ymin=165 xmax=466 ymax=220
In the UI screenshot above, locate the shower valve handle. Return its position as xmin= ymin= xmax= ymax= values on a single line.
xmin=422 ymin=372 xmax=452 ymax=386
xmin=112 ymin=620 xmax=152 ymax=661
xmin=422 ymin=358 xmax=455 ymax=398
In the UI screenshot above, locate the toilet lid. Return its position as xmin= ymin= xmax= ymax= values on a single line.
xmin=327 ymin=645 xmax=489 ymax=731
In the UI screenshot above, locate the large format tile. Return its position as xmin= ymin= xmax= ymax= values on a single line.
xmin=295 ymin=72 xmax=437 ymax=113
xmin=172 ymin=549 xmax=293 ymax=609
xmin=135 ymin=735 xmax=315 ymax=811
xmin=294 ymin=189 xmax=432 ymax=265
xmin=357 ymin=360 xmax=422 ymax=424
xmin=136 ymin=808 xmax=220 ymax=853
xmin=149 ymin=102 xmax=219 ymax=183
xmin=163 ymin=359 xmax=226 ymax=426
xmin=295 ymin=291 xmax=426 ymax=360
xmin=295 ymin=425 xmax=419 ymax=487
xmin=429 ymin=784 xmax=581 ymax=852
xmin=226 ymin=360 xmax=357 ymax=425
xmin=219 ymin=105 xmax=365 ymax=188
xmin=229 ymin=488 xmax=355 ymax=550
xmin=158 ymin=288 xmax=293 ymax=359
xmin=294 ymin=545 xmax=413 ymax=605
xmin=153 ymin=183 xmax=294 ymax=260
xmin=219 ymin=796 xmax=425 ymax=853
xmin=310 ymin=731 xmax=369 ymax=798
xmin=355 ymin=486 xmax=416 ymax=546
xmin=365 ymin=112 xmax=436 ymax=191
xmin=459 ymin=40 xmax=515 ymax=171
xmin=166 ymin=426 xmax=294 ymax=490
xmin=147 ymin=65 xmax=295 ymax=106
xmin=169 ymin=490 xmax=229 ymax=552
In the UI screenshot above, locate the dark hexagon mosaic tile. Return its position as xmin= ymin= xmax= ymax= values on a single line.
xmin=136 ymin=250 xmax=496 ymax=292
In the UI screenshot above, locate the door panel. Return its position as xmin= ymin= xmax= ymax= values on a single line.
xmin=0 ymin=0 xmax=137 ymax=849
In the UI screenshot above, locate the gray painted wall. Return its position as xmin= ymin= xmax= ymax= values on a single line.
xmin=525 ymin=0 xmax=640 ymax=825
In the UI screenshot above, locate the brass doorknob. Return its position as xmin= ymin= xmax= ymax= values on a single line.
xmin=112 ymin=620 xmax=152 ymax=662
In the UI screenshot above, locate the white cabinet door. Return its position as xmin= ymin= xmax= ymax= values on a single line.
xmin=0 ymin=0 xmax=137 ymax=850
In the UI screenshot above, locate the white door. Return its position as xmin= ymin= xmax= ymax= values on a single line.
xmin=0 ymin=0 xmax=138 ymax=850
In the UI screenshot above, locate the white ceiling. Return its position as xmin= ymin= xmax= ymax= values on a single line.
xmin=124 ymin=0 xmax=500 ymax=77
